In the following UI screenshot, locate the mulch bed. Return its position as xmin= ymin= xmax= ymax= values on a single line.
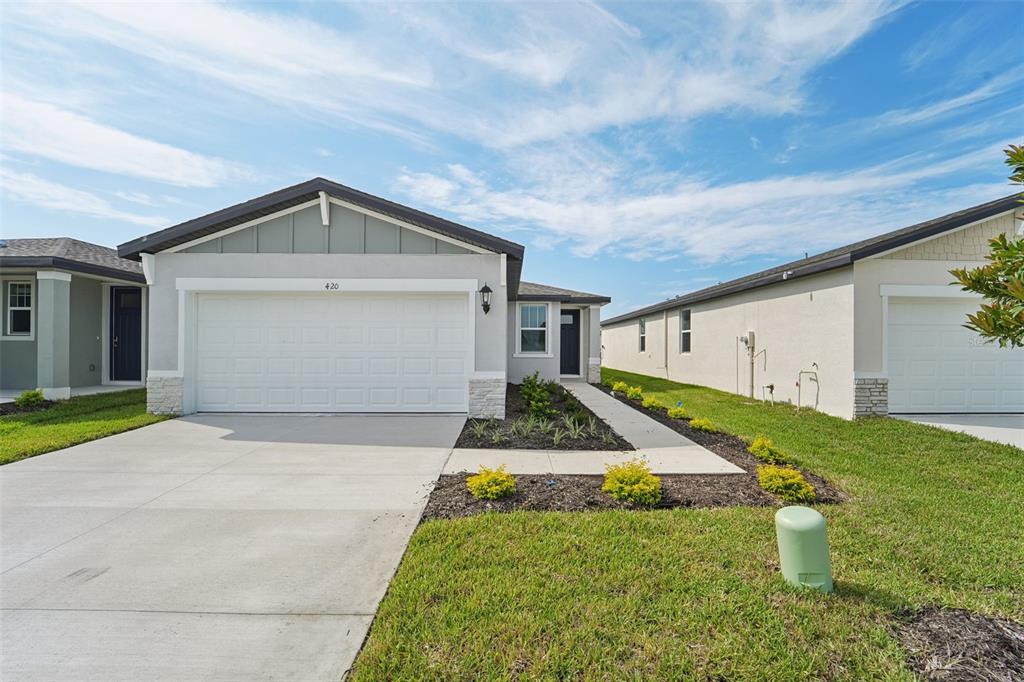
xmin=455 ymin=383 xmax=631 ymax=451
xmin=898 ymin=607 xmax=1024 ymax=681
xmin=0 ymin=400 xmax=54 ymax=416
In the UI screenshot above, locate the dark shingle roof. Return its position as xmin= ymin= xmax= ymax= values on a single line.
xmin=602 ymin=193 xmax=1021 ymax=326
xmin=517 ymin=281 xmax=610 ymax=304
xmin=0 ymin=238 xmax=144 ymax=283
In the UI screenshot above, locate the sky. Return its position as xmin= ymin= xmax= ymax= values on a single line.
xmin=1 ymin=0 xmax=1021 ymax=317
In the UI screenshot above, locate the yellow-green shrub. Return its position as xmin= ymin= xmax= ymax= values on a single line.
xmin=747 ymin=435 xmax=789 ymax=464
xmin=757 ymin=465 xmax=816 ymax=503
xmin=602 ymin=459 xmax=661 ymax=506
xmin=467 ymin=466 xmax=517 ymax=500
xmin=14 ymin=389 xmax=46 ymax=408
xmin=611 ymin=381 xmax=629 ymax=393
xmin=689 ymin=417 xmax=717 ymax=432
xmin=641 ymin=395 xmax=664 ymax=410
xmin=625 ymin=386 xmax=643 ymax=400
xmin=666 ymin=406 xmax=689 ymax=419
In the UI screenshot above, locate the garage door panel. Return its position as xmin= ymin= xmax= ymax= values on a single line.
xmin=196 ymin=292 xmax=469 ymax=412
xmin=887 ymin=298 xmax=1023 ymax=413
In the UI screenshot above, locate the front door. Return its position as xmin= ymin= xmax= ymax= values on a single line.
xmin=110 ymin=287 xmax=142 ymax=381
xmin=560 ymin=309 xmax=580 ymax=375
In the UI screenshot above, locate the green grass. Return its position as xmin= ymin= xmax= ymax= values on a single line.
xmin=351 ymin=369 xmax=1024 ymax=680
xmin=0 ymin=389 xmax=167 ymax=465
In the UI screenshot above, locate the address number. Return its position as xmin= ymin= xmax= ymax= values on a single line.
xmin=324 ymin=282 xmax=340 ymax=291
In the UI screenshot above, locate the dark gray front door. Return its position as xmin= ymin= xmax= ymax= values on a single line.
xmin=560 ymin=309 xmax=580 ymax=375
xmin=110 ymin=287 xmax=142 ymax=381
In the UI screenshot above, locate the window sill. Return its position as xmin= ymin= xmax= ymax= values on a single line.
xmin=1 ymin=334 xmax=34 ymax=341
xmin=513 ymin=352 xmax=553 ymax=358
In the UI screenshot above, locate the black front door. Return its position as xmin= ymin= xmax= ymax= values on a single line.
xmin=560 ymin=309 xmax=580 ymax=375
xmin=110 ymin=287 xmax=142 ymax=381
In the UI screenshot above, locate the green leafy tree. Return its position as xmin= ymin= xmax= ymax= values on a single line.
xmin=950 ymin=145 xmax=1024 ymax=347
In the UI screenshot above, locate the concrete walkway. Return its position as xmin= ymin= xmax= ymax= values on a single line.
xmin=895 ymin=413 xmax=1024 ymax=448
xmin=1 ymin=414 xmax=464 ymax=682
xmin=444 ymin=382 xmax=743 ymax=475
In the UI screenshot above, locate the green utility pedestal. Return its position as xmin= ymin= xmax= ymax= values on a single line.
xmin=774 ymin=506 xmax=833 ymax=592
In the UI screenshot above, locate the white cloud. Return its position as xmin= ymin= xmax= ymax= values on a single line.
xmin=2 ymin=93 xmax=246 ymax=187
xmin=1 ymin=169 xmax=167 ymax=226
xmin=874 ymin=70 xmax=1024 ymax=128
xmin=397 ymin=141 xmax=1010 ymax=264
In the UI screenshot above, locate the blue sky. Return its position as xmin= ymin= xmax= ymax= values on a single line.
xmin=1 ymin=0 xmax=1021 ymax=316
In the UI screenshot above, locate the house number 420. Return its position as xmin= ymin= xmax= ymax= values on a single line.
xmin=324 ymin=282 xmax=340 ymax=290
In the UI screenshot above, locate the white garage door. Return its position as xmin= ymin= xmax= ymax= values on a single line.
xmin=887 ymin=297 xmax=1024 ymax=413
xmin=195 ymin=292 xmax=469 ymax=412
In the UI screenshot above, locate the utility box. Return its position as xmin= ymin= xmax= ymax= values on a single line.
xmin=774 ymin=506 xmax=833 ymax=592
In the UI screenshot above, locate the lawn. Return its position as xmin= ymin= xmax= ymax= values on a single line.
xmin=351 ymin=368 xmax=1024 ymax=680
xmin=0 ymin=389 xmax=167 ymax=465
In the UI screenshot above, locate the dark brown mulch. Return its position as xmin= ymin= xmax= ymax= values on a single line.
xmin=455 ymin=383 xmax=631 ymax=451
xmin=0 ymin=400 xmax=54 ymax=416
xmin=594 ymin=383 xmax=845 ymax=504
xmin=422 ymin=472 xmax=772 ymax=521
xmin=898 ymin=607 xmax=1024 ymax=681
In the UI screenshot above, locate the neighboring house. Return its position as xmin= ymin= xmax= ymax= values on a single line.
xmin=116 ymin=178 xmax=608 ymax=417
xmin=0 ymin=238 xmax=147 ymax=398
xmin=602 ymin=195 xmax=1024 ymax=419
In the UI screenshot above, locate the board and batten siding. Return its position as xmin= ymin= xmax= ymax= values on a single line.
xmin=182 ymin=204 xmax=474 ymax=255
xmin=602 ymin=267 xmax=856 ymax=418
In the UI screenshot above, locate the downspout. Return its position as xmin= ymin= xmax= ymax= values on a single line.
xmin=663 ymin=309 xmax=669 ymax=378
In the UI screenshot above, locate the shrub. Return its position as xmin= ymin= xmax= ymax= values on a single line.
xmin=602 ymin=459 xmax=662 ymax=506
xmin=625 ymin=385 xmax=643 ymax=400
xmin=552 ymin=428 xmax=567 ymax=446
xmin=747 ymin=435 xmax=789 ymax=465
xmin=14 ymin=389 xmax=46 ymax=408
xmin=641 ymin=395 xmax=664 ymax=410
xmin=563 ymin=415 xmax=586 ymax=439
xmin=520 ymin=372 xmax=557 ymax=419
xmin=757 ymin=465 xmax=816 ymax=504
xmin=611 ymin=380 xmax=629 ymax=393
xmin=666 ymin=406 xmax=689 ymax=419
xmin=467 ymin=466 xmax=517 ymax=500
xmin=689 ymin=417 xmax=718 ymax=432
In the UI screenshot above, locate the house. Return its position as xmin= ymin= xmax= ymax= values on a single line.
xmin=116 ymin=178 xmax=609 ymax=417
xmin=601 ymin=195 xmax=1024 ymax=419
xmin=0 ymin=238 xmax=147 ymax=398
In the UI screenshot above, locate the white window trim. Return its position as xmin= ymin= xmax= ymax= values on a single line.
xmin=514 ymin=301 xmax=552 ymax=357
xmin=638 ymin=318 xmax=646 ymax=352
xmin=2 ymin=278 xmax=35 ymax=341
xmin=679 ymin=308 xmax=692 ymax=354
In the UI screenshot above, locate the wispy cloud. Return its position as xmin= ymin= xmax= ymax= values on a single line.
xmin=2 ymin=93 xmax=247 ymax=187
xmin=1 ymin=169 xmax=167 ymax=226
xmin=903 ymin=13 xmax=981 ymax=71
xmin=874 ymin=70 xmax=1024 ymax=128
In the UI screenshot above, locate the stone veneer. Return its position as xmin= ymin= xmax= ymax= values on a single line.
xmin=854 ymin=377 xmax=888 ymax=417
xmin=587 ymin=360 xmax=601 ymax=383
xmin=468 ymin=377 xmax=505 ymax=419
xmin=147 ymin=375 xmax=184 ymax=415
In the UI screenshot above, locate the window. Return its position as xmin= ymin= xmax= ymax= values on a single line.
xmin=519 ymin=303 xmax=548 ymax=353
xmin=6 ymin=281 xmax=32 ymax=336
xmin=639 ymin=318 xmax=646 ymax=352
xmin=679 ymin=309 xmax=691 ymax=353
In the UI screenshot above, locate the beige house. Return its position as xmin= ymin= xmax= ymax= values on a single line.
xmin=601 ymin=195 xmax=1024 ymax=419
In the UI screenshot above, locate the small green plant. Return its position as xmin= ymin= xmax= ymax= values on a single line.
xmin=625 ymin=386 xmax=643 ymax=400
xmin=611 ymin=380 xmax=629 ymax=393
xmin=552 ymin=428 xmax=567 ymax=446
xmin=602 ymin=459 xmax=662 ymax=506
xmin=520 ymin=372 xmax=557 ymax=419
xmin=689 ymin=417 xmax=718 ymax=432
xmin=666 ymin=406 xmax=689 ymax=419
xmin=469 ymin=420 xmax=490 ymax=438
xmin=466 ymin=465 xmax=517 ymax=500
xmin=489 ymin=430 xmax=505 ymax=445
xmin=510 ymin=416 xmax=536 ymax=438
xmin=537 ymin=418 xmax=555 ymax=435
xmin=747 ymin=435 xmax=789 ymax=465
xmin=563 ymin=417 xmax=586 ymax=439
xmin=601 ymin=431 xmax=618 ymax=446
xmin=757 ymin=465 xmax=816 ymax=503
xmin=585 ymin=415 xmax=599 ymax=437
xmin=641 ymin=395 xmax=664 ymax=410
xmin=13 ymin=389 xmax=46 ymax=408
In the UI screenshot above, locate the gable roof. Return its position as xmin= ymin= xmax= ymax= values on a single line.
xmin=602 ymin=192 xmax=1021 ymax=327
xmin=0 ymin=238 xmax=145 ymax=283
xmin=517 ymin=281 xmax=610 ymax=304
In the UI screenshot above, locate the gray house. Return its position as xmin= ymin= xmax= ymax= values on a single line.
xmin=117 ymin=178 xmax=608 ymax=417
xmin=0 ymin=238 xmax=147 ymax=399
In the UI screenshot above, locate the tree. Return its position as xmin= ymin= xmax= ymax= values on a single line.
xmin=949 ymin=145 xmax=1024 ymax=348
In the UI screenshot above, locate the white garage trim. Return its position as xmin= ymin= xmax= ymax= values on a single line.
xmin=879 ymin=284 xmax=980 ymax=298
xmin=175 ymin=277 xmax=478 ymax=293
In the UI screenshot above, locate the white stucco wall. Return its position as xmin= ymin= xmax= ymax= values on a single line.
xmin=603 ymin=268 xmax=856 ymax=418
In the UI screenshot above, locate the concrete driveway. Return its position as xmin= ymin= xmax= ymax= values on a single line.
xmin=1 ymin=414 xmax=464 ymax=681
xmin=895 ymin=413 xmax=1024 ymax=448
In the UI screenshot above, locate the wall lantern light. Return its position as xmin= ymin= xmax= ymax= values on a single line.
xmin=479 ymin=283 xmax=492 ymax=314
